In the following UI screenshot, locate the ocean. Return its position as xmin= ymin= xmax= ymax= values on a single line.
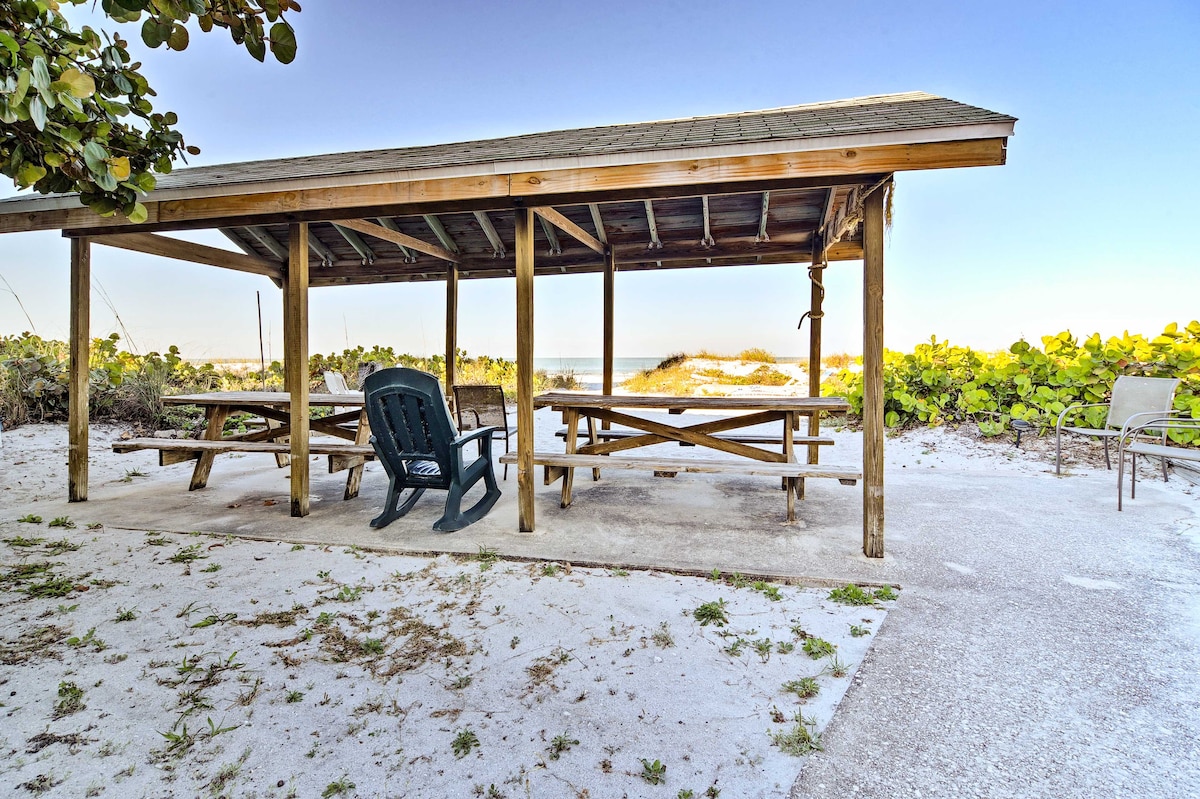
xmin=534 ymin=357 xmax=664 ymax=390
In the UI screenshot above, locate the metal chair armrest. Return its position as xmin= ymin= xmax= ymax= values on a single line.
xmin=1055 ymin=402 xmax=1109 ymax=433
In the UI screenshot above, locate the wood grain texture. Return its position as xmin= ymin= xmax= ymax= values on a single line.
xmin=162 ymin=391 xmax=362 ymax=406
xmin=499 ymin=451 xmax=861 ymax=480
xmin=807 ymin=256 xmax=827 ymax=467
xmin=445 ymin=261 xmax=458 ymax=403
xmin=113 ymin=438 xmax=373 ymax=456
xmin=189 ymin=405 xmax=230 ymax=490
xmin=286 ymin=223 xmax=311 ymax=517
xmin=534 ymin=392 xmax=849 ymax=413
xmin=68 ymin=238 xmax=89 ymax=502
xmin=336 ymin=217 xmax=459 ymax=262
xmin=13 ymin=140 xmax=1004 ymax=236
xmin=532 ymin=206 xmax=606 ymax=254
xmin=514 ymin=208 xmax=535 ymax=532
xmin=602 ymin=249 xmax=615 ymax=417
xmin=93 ymin=232 xmax=283 ymax=278
xmin=862 ymin=188 xmax=886 ymax=558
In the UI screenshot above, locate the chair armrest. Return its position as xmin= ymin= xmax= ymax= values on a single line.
xmin=1118 ymin=409 xmax=1185 ymax=442
xmin=1056 ymin=402 xmax=1110 ymax=432
xmin=453 ymin=426 xmax=499 ymax=448
xmin=458 ymin=407 xmax=483 ymax=430
xmin=1119 ymin=412 xmax=1193 ymax=447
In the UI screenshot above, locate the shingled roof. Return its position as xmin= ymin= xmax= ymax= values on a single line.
xmin=141 ymin=91 xmax=1014 ymax=194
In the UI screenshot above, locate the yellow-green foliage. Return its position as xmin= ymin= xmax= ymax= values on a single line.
xmin=623 ymin=363 xmax=698 ymax=396
xmin=825 ymin=323 xmax=1200 ymax=442
xmin=738 ymin=348 xmax=776 ymax=363
xmin=698 ymin=366 xmax=791 ymax=386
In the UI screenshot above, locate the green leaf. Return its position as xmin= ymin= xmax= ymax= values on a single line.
xmin=141 ymin=18 xmax=170 ymax=48
xmin=244 ymin=31 xmax=267 ymax=62
xmin=167 ymin=24 xmax=189 ymax=51
xmin=126 ymin=202 xmax=149 ymax=224
xmin=15 ymin=161 xmax=47 ymax=187
xmin=0 ymin=30 xmax=18 ymax=55
xmin=29 ymin=94 xmax=46 ymax=130
xmin=83 ymin=140 xmax=109 ymax=176
xmin=94 ymin=169 xmax=119 ymax=192
xmin=30 ymin=56 xmax=50 ymax=91
xmin=12 ymin=68 xmax=30 ymax=105
xmin=269 ymin=22 xmax=296 ymax=63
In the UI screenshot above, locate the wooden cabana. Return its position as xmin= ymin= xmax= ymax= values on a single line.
xmin=0 ymin=91 xmax=1014 ymax=557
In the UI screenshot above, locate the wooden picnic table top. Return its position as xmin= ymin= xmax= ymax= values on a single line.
xmin=532 ymin=392 xmax=849 ymax=413
xmin=162 ymin=391 xmax=364 ymax=407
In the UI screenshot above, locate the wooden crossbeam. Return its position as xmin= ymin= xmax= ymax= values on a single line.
xmin=218 ymin=228 xmax=258 ymax=257
xmin=331 ymin=223 xmax=376 ymax=265
xmin=532 ymin=206 xmax=605 ymax=255
xmin=473 ymin=211 xmax=506 ymax=258
xmin=375 ymin=217 xmax=417 ymax=261
xmin=93 ymin=232 xmax=283 ymax=279
xmin=644 ymin=200 xmax=662 ymax=249
xmin=336 ymin=217 xmax=459 ymax=262
xmin=423 ymin=214 xmax=459 ymax=254
xmin=588 ymin=204 xmax=608 ymax=245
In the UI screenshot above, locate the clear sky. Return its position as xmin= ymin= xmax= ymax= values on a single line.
xmin=1 ymin=0 xmax=1197 ymax=361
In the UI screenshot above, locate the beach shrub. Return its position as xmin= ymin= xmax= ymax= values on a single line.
xmin=826 ymin=322 xmax=1200 ymax=442
xmin=738 ymin=347 xmax=776 ymax=363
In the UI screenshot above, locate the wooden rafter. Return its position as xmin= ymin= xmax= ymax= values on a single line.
xmin=644 ymin=200 xmax=662 ymax=249
xmin=537 ymin=215 xmax=562 ymax=256
xmin=375 ymin=217 xmax=417 ymax=262
xmin=700 ymin=196 xmax=715 ymax=247
xmin=92 ymin=232 xmax=283 ymax=279
xmin=331 ymin=223 xmax=376 ymax=265
xmin=588 ymin=204 xmax=608 ymax=245
xmin=245 ymin=226 xmax=288 ymax=260
xmin=423 ymin=214 xmax=459 ymax=254
xmin=336 ymin=217 xmax=459 ymax=263
xmin=532 ymin=206 xmax=605 ymax=255
xmin=307 ymin=231 xmax=336 ymax=266
xmin=218 ymin=228 xmax=258 ymax=257
xmin=756 ymin=191 xmax=771 ymax=242
xmin=473 ymin=211 xmax=506 ymax=258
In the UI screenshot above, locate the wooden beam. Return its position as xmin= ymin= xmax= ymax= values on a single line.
xmin=218 ymin=227 xmax=258 ymax=256
xmin=68 ymin=237 xmax=90 ymax=502
xmin=423 ymin=214 xmax=459 ymax=254
xmin=331 ymin=223 xmax=376 ymax=264
xmin=806 ymin=246 xmax=827 ymax=468
xmin=91 ymin=232 xmax=282 ymax=279
xmin=701 ymin=196 xmax=715 ymax=247
xmin=446 ymin=260 xmax=458 ymax=403
xmin=588 ymin=204 xmax=608 ymax=245
xmin=644 ymin=200 xmax=662 ymax=249
xmin=532 ymin=206 xmax=606 ymax=255
xmin=245 ymin=226 xmax=289 ymax=260
xmin=375 ymin=217 xmax=417 ymax=261
xmin=307 ymin=230 xmax=336 ymax=266
xmin=285 ymin=223 xmax=310 ymax=517
xmin=603 ymin=248 xmax=616 ymax=400
xmin=537 ymin=215 xmax=562 ymax=255
xmin=862 ymin=187 xmax=885 ymax=558
xmin=336 ymin=217 xmax=459 ymax=263
xmin=756 ymin=191 xmax=771 ymax=242
xmin=473 ymin=211 xmax=506 ymax=258
xmin=514 ymin=208 xmax=535 ymax=533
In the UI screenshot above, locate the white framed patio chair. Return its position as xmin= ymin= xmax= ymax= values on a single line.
xmin=1117 ymin=415 xmax=1200 ymax=510
xmin=1055 ymin=376 xmax=1180 ymax=475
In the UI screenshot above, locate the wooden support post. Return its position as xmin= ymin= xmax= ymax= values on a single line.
xmin=807 ymin=248 xmax=827 ymax=467
xmin=445 ymin=260 xmax=458 ymax=405
xmin=68 ymin=238 xmax=90 ymax=502
xmin=515 ymin=208 xmax=536 ymax=532
xmin=285 ymin=223 xmax=311 ymax=518
xmin=602 ymin=248 xmax=616 ymax=428
xmin=862 ymin=189 xmax=886 ymax=558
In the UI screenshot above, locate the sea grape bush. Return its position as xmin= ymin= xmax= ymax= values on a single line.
xmin=825 ymin=322 xmax=1200 ymax=443
xmin=1 ymin=334 xmax=550 ymax=428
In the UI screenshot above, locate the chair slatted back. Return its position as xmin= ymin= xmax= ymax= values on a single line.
xmin=364 ymin=368 xmax=458 ymax=487
xmin=1106 ymin=376 xmax=1180 ymax=430
xmin=453 ymin=385 xmax=509 ymax=430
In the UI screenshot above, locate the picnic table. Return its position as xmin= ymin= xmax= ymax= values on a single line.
xmin=500 ymin=392 xmax=859 ymax=521
xmin=112 ymin=391 xmax=375 ymax=499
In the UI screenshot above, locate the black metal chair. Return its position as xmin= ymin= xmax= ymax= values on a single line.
xmin=363 ymin=368 xmax=502 ymax=531
xmin=453 ymin=384 xmax=516 ymax=480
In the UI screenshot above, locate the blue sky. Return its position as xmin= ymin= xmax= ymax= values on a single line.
xmin=1 ymin=0 xmax=1197 ymax=360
